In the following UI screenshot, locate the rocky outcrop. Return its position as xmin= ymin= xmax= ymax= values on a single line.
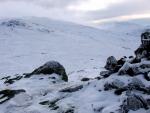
xmin=24 ymin=61 xmax=68 ymax=82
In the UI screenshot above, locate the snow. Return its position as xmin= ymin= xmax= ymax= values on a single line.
xmin=0 ymin=17 xmax=150 ymax=113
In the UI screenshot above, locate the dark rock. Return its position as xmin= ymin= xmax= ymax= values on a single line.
xmin=105 ymin=56 xmax=118 ymax=71
xmin=93 ymin=107 xmax=104 ymax=112
xmin=114 ymin=78 xmax=150 ymax=95
xmin=94 ymin=76 xmax=102 ymax=80
xmin=1 ymin=76 xmax=11 ymax=80
xmin=118 ymin=62 xmax=139 ymax=76
xmin=100 ymin=71 xmax=113 ymax=78
xmin=39 ymin=99 xmax=59 ymax=110
xmin=144 ymin=72 xmax=150 ymax=81
xmin=121 ymin=94 xmax=149 ymax=113
xmin=129 ymin=78 xmax=145 ymax=87
xmin=4 ymin=75 xmax=23 ymax=84
xmin=117 ymin=57 xmax=126 ymax=66
xmin=24 ymin=61 xmax=68 ymax=82
xmin=60 ymin=85 xmax=83 ymax=93
xmin=129 ymin=56 xmax=134 ymax=59
xmin=104 ymin=79 xmax=124 ymax=91
xmin=0 ymin=89 xmax=25 ymax=104
xmin=130 ymin=57 xmax=141 ymax=64
xmin=63 ymin=109 xmax=74 ymax=113
xmin=81 ymin=78 xmax=90 ymax=81
xmin=1 ymin=20 xmax=26 ymax=27
xmin=115 ymin=88 xmax=127 ymax=95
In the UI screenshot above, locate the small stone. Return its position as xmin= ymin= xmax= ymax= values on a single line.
xmin=81 ymin=78 xmax=90 ymax=81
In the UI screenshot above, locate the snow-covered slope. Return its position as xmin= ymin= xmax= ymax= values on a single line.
xmin=97 ymin=21 xmax=148 ymax=37
xmin=0 ymin=18 xmax=143 ymax=80
xmin=0 ymin=17 xmax=150 ymax=113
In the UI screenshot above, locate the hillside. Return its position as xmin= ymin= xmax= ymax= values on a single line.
xmin=0 ymin=17 xmax=150 ymax=113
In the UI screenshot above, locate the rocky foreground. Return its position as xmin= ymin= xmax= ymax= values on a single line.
xmin=0 ymin=32 xmax=150 ymax=113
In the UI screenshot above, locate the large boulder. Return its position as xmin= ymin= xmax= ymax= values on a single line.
xmin=24 ymin=61 xmax=68 ymax=82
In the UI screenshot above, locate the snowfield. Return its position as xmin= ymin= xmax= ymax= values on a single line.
xmin=0 ymin=17 xmax=150 ymax=113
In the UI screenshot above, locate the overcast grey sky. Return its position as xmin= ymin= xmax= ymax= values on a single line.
xmin=0 ymin=0 xmax=150 ymax=24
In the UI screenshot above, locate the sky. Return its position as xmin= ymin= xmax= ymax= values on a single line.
xmin=0 ymin=0 xmax=150 ymax=25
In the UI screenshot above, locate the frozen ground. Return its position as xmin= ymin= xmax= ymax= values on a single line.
xmin=0 ymin=17 xmax=149 ymax=113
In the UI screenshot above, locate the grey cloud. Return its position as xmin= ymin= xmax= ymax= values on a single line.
xmin=86 ymin=0 xmax=150 ymax=20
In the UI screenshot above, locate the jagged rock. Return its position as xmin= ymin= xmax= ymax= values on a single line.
xmin=60 ymin=85 xmax=83 ymax=93
xmin=104 ymin=79 xmax=125 ymax=91
xmin=24 ymin=61 xmax=68 ymax=82
xmin=105 ymin=56 xmax=118 ymax=71
xmin=0 ymin=89 xmax=26 ymax=104
xmin=118 ymin=62 xmax=142 ymax=76
xmin=121 ymin=94 xmax=149 ymax=113
xmin=118 ymin=62 xmax=134 ymax=76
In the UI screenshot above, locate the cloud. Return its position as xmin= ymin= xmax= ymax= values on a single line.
xmin=85 ymin=0 xmax=150 ymax=22
xmin=0 ymin=0 xmax=149 ymax=24
xmin=0 ymin=0 xmax=85 ymax=23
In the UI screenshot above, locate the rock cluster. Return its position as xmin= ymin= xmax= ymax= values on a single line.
xmin=101 ymin=31 xmax=150 ymax=112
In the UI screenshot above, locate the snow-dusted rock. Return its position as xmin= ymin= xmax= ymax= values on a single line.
xmin=105 ymin=56 xmax=118 ymax=71
xmin=1 ymin=19 xmax=26 ymax=27
xmin=121 ymin=94 xmax=148 ymax=112
xmin=129 ymin=77 xmax=145 ymax=87
xmin=104 ymin=79 xmax=125 ymax=91
xmin=24 ymin=61 xmax=68 ymax=82
xmin=100 ymin=71 xmax=113 ymax=78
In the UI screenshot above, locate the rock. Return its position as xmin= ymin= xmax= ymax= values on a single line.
xmin=24 ymin=61 xmax=68 ymax=82
xmin=117 ymin=57 xmax=126 ymax=66
xmin=130 ymin=57 xmax=141 ymax=64
xmin=118 ymin=62 xmax=132 ymax=75
xmin=40 ymin=99 xmax=59 ymax=110
xmin=81 ymin=78 xmax=90 ymax=81
xmin=118 ymin=62 xmax=140 ymax=76
xmin=63 ymin=109 xmax=74 ymax=113
xmin=0 ymin=89 xmax=26 ymax=104
xmin=105 ymin=56 xmax=118 ymax=71
xmin=100 ymin=71 xmax=113 ymax=78
xmin=121 ymin=94 xmax=149 ymax=112
xmin=129 ymin=56 xmax=134 ymax=59
xmin=1 ymin=19 xmax=26 ymax=27
xmin=104 ymin=79 xmax=125 ymax=91
xmin=114 ymin=79 xmax=149 ymax=95
xmin=4 ymin=75 xmax=23 ymax=84
xmin=144 ymin=72 xmax=150 ymax=81
xmin=60 ymin=85 xmax=83 ymax=93
xmin=129 ymin=78 xmax=145 ymax=88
